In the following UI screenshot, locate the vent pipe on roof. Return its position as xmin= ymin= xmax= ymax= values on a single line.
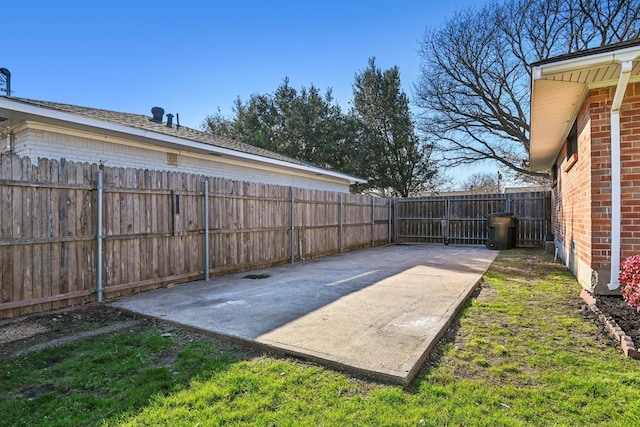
xmin=150 ymin=106 xmax=164 ymax=123
xmin=166 ymin=113 xmax=174 ymax=128
xmin=0 ymin=68 xmax=11 ymax=96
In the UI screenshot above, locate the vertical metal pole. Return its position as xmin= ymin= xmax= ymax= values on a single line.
xmin=371 ymin=197 xmax=375 ymax=247
xmin=444 ymin=198 xmax=450 ymax=245
xmin=96 ymin=170 xmax=103 ymax=302
xmin=394 ymin=199 xmax=399 ymax=244
xmin=541 ymin=192 xmax=547 ymax=245
xmin=204 ymin=180 xmax=210 ymax=281
xmin=388 ymin=199 xmax=392 ymax=244
xmin=339 ymin=193 xmax=343 ymax=253
xmin=290 ymin=187 xmax=295 ymax=264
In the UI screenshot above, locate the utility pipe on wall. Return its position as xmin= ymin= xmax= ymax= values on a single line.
xmin=608 ymin=60 xmax=633 ymax=291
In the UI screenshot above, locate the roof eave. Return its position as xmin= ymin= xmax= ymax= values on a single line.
xmin=529 ymin=44 xmax=640 ymax=172
xmin=0 ymin=97 xmax=366 ymax=185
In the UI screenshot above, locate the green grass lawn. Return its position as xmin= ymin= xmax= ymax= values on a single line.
xmin=2 ymin=249 xmax=639 ymax=426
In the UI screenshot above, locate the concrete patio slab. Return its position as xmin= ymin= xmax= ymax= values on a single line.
xmin=110 ymin=244 xmax=498 ymax=384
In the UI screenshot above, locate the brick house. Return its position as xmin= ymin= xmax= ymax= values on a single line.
xmin=0 ymin=96 xmax=365 ymax=192
xmin=529 ymin=39 xmax=640 ymax=294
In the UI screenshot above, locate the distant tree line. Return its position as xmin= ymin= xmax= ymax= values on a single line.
xmin=204 ymin=0 xmax=640 ymax=194
xmin=203 ymin=59 xmax=437 ymax=197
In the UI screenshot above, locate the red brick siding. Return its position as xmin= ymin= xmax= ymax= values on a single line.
xmin=553 ymin=82 xmax=640 ymax=277
xmin=590 ymin=87 xmax=613 ymax=271
xmin=620 ymin=82 xmax=640 ymax=258
xmin=552 ymin=97 xmax=592 ymax=268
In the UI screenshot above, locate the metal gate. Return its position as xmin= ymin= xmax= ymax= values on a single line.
xmin=393 ymin=191 xmax=550 ymax=247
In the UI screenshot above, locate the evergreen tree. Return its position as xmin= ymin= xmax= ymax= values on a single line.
xmin=352 ymin=58 xmax=436 ymax=197
xmin=203 ymin=79 xmax=356 ymax=172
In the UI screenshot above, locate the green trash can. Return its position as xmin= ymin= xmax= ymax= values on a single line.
xmin=486 ymin=212 xmax=516 ymax=250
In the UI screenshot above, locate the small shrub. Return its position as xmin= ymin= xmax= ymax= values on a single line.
xmin=619 ymin=254 xmax=640 ymax=310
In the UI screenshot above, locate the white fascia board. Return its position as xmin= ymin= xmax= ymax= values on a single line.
xmin=535 ymin=47 xmax=640 ymax=79
xmin=0 ymin=98 xmax=367 ymax=185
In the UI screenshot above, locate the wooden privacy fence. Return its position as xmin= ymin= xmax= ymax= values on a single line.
xmin=0 ymin=154 xmax=551 ymax=319
xmin=0 ymin=154 xmax=391 ymax=319
xmin=394 ymin=192 xmax=551 ymax=247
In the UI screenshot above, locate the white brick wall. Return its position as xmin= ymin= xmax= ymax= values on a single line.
xmin=14 ymin=127 xmax=350 ymax=192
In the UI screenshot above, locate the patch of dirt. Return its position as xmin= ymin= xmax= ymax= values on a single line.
xmin=0 ymin=304 xmax=140 ymax=358
xmin=474 ymin=280 xmax=497 ymax=302
xmin=594 ymin=295 xmax=640 ymax=345
xmin=0 ymin=303 xmax=261 ymax=362
xmin=0 ymin=321 xmax=49 ymax=344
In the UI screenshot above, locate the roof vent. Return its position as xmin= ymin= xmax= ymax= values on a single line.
xmin=166 ymin=113 xmax=174 ymax=128
xmin=150 ymin=106 xmax=164 ymax=123
xmin=0 ymin=68 xmax=11 ymax=96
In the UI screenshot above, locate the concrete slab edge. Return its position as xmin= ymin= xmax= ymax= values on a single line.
xmin=148 ymin=279 xmax=481 ymax=386
xmin=580 ymin=289 xmax=640 ymax=359
xmin=113 ymin=276 xmax=485 ymax=386
xmin=403 ymin=277 xmax=483 ymax=384
xmin=113 ymin=307 xmax=408 ymax=384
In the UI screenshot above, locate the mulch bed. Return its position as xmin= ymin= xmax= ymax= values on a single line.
xmin=594 ymin=295 xmax=640 ymax=345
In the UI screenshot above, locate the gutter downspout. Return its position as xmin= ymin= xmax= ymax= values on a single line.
xmin=607 ymin=60 xmax=633 ymax=290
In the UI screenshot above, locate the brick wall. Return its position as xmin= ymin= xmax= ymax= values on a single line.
xmin=11 ymin=126 xmax=350 ymax=193
xmin=553 ymin=82 xmax=640 ymax=294
xmin=620 ymin=82 xmax=640 ymax=259
xmin=590 ymin=87 xmax=613 ymax=273
xmin=552 ymin=97 xmax=593 ymax=288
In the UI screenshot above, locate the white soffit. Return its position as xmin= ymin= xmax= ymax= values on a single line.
xmin=529 ymin=47 xmax=640 ymax=171
xmin=529 ymin=79 xmax=586 ymax=171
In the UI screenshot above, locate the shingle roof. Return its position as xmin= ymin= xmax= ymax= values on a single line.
xmin=531 ymin=38 xmax=640 ymax=67
xmin=5 ymin=96 xmax=326 ymax=170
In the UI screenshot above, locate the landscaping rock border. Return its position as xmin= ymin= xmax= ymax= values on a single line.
xmin=580 ymin=289 xmax=640 ymax=359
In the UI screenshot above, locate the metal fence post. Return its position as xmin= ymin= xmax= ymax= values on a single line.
xmin=371 ymin=197 xmax=375 ymax=247
xmin=204 ymin=180 xmax=210 ymax=281
xmin=96 ymin=170 xmax=103 ymax=302
xmin=339 ymin=193 xmax=343 ymax=253
xmin=444 ymin=198 xmax=450 ymax=245
xmin=541 ymin=192 xmax=547 ymax=243
xmin=388 ymin=199 xmax=392 ymax=244
xmin=290 ymin=186 xmax=295 ymax=264
xmin=394 ymin=199 xmax=399 ymax=244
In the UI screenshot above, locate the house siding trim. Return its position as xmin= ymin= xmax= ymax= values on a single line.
xmin=12 ymin=125 xmax=352 ymax=193
xmin=0 ymin=97 xmax=366 ymax=187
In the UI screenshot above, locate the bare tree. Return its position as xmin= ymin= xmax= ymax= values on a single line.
xmin=462 ymin=172 xmax=501 ymax=194
xmin=415 ymin=0 xmax=640 ymax=180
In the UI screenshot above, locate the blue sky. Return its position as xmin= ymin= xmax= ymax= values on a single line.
xmin=4 ymin=1 xmax=487 ymax=183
